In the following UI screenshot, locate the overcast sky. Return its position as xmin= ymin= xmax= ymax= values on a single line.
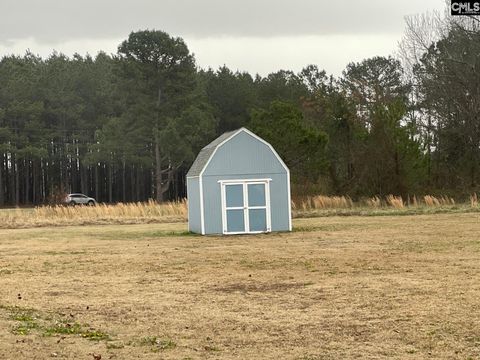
xmin=0 ymin=0 xmax=446 ymax=76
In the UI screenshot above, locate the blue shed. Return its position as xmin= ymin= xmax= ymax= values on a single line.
xmin=186 ymin=127 xmax=291 ymax=235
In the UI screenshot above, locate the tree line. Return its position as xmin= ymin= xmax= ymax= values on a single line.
xmin=0 ymin=8 xmax=479 ymax=205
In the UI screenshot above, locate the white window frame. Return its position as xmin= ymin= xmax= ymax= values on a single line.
xmin=219 ymin=179 xmax=272 ymax=235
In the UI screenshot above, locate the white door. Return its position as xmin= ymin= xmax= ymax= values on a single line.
xmin=221 ymin=180 xmax=271 ymax=234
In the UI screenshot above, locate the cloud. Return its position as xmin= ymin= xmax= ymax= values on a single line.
xmin=188 ymin=33 xmax=402 ymax=76
xmin=0 ymin=0 xmax=445 ymax=43
xmin=0 ymin=33 xmax=403 ymax=77
xmin=0 ymin=0 xmax=446 ymax=75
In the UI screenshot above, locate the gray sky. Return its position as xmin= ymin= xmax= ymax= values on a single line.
xmin=0 ymin=0 xmax=445 ymax=76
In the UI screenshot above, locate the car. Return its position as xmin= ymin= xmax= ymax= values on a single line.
xmin=64 ymin=193 xmax=97 ymax=206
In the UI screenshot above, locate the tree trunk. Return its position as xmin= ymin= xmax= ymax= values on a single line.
xmin=155 ymin=139 xmax=163 ymax=203
xmin=80 ymin=162 xmax=87 ymax=195
xmin=108 ymin=163 xmax=113 ymax=203
xmin=159 ymin=168 xmax=175 ymax=202
xmin=15 ymin=158 xmax=20 ymax=206
xmin=72 ymin=156 xmax=77 ymax=193
xmin=40 ymin=159 xmax=44 ymax=204
xmin=130 ymin=165 xmax=135 ymax=202
xmin=136 ymin=167 xmax=141 ymax=201
xmin=328 ymin=162 xmax=339 ymax=193
xmin=122 ymin=161 xmax=126 ymax=203
xmin=95 ymin=165 xmax=99 ymax=202
xmin=9 ymin=155 xmax=15 ymax=205
xmin=471 ymin=158 xmax=476 ymax=188
xmin=426 ymin=115 xmax=432 ymax=187
xmin=347 ymin=127 xmax=354 ymax=181
xmin=0 ymin=153 xmax=4 ymax=206
xmin=32 ymin=160 xmax=37 ymax=204
xmin=25 ymin=159 xmax=30 ymax=204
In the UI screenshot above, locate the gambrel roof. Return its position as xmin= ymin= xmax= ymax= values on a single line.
xmin=186 ymin=127 xmax=288 ymax=177
xmin=186 ymin=129 xmax=238 ymax=177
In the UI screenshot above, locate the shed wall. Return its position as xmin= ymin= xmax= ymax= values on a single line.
xmin=186 ymin=177 xmax=201 ymax=233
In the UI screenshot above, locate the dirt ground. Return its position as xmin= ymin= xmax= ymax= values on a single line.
xmin=1 ymin=213 xmax=480 ymax=359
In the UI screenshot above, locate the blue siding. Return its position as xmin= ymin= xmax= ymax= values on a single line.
xmin=203 ymin=131 xmax=285 ymax=177
xmin=186 ymin=177 xmax=201 ymax=233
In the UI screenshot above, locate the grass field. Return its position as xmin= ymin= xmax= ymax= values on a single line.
xmin=1 ymin=214 xmax=480 ymax=359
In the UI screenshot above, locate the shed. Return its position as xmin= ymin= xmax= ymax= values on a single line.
xmin=186 ymin=127 xmax=291 ymax=235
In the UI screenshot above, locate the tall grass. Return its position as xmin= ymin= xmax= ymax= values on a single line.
xmin=293 ymin=194 xmax=477 ymax=210
xmin=385 ymin=195 xmax=404 ymax=209
xmin=471 ymin=193 xmax=478 ymax=207
xmin=365 ymin=196 xmax=381 ymax=208
xmin=0 ymin=199 xmax=187 ymax=229
xmin=424 ymin=195 xmax=455 ymax=206
xmin=34 ymin=199 xmax=187 ymax=219
xmin=292 ymin=195 xmax=354 ymax=211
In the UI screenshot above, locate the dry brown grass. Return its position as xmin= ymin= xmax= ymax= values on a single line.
xmin=424 ymin=195 xmax=455 ymax=206
xmin=471 ymin=193 xmax=478 ymax=207
xmin=386 ymin=195 xmax=404 ymax=208
xmin=295 ymin=194 xmax=473 ymax=210
xmin=0 ymin=200 xmax=187 ymax=229
xmin=36 ymin=199 xmax=188 ymax=218
xmin=365 ymin=195 xmax=382 ymax=208
xmin=1 ymin=214 xmax=480 ymax=359
xmin=292 ymin=195 xmax=353 ymax=211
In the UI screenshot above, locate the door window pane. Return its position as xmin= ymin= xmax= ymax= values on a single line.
xmin=225 ymin=184 xmax=244 ymax=207
xmin=249 ymin=209 xmax=267 ymax=232
xmin=227 ymin=209 xmax=245 ymax=232
xmin=247 ymin=184 xmax=266 ymax=207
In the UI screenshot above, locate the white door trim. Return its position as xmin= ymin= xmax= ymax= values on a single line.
xmin=220 ymin=179 xmax=272 ymax=235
